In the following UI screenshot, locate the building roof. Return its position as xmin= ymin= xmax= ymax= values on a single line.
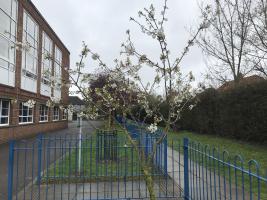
xmin=69 ymin=96 xmax=85 ymax=105
xmin=218 ymin=75 xmax=265 ymax=91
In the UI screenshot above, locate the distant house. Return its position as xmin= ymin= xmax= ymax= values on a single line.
xmin=218 ymin=75 xmax=265 ymax=91
xmin=68 ymin=96 xmax=85 ymax=121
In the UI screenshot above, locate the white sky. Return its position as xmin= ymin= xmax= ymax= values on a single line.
xmin=32 ymin=0 xmax=208 ymax=85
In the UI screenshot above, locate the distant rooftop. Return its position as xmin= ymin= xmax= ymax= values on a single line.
xmin=69 ymin=96 xmax=85 ymax=105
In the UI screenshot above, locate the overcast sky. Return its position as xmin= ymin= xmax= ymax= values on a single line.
xmin=32 ymin=0 xmax=208 ymax=85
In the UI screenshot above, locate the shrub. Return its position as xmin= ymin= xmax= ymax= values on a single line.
xmin=179 ymin=80 xmax=267 ymax=144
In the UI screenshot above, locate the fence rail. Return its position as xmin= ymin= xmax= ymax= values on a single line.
xmin=184 ymin=138 xmax=267 ymax=200
xmin=0 ymin=132 xmax=266 ymax=200
xmin=4 ymin=135 xmax=180 ymax=200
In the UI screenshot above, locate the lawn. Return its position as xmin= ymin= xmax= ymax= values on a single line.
xmin=42 ymin=129 xmax=143 ymax=183
xmin=167 ymin=130 xmax=267 ymax=173
xmin=42 ymin=124 xmax=166 ymax=184
xmin=167 ymin=130 xmax=267 ymax=199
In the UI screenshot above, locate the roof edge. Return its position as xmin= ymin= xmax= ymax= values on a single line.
xmin=28 ymin=0 xmax=70 ymax=54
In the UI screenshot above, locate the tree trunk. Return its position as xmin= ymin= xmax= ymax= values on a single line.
xmin=143 ymin=166 xmax=156 ymax=200
xmin=108 ymin=110 xmax=112 ymax=130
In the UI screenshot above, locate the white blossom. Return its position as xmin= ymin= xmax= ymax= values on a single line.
xmin=157 ymin=28 xmax=165 ymax=40
xmin=50 ymin=96 xmax=61 ymax=104
xmin=189 ymin=104 xmax=195 ymax=110
xmin=125 ymin=44 xmax=135 ymax=55
xmin=110 ymin=83 xmax=117 ymax=88
xmin=92 ymin=53 xmax=100 ymax=60
xmin=23 ymin=99 xmax=36 ymax=108
xmin=148 ymin=123 xmax=158 ymax=133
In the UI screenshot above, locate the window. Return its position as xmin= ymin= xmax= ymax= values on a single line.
xmin=54 ymin=46 xmax=62 ymax=94
xmin=19 ymin=102 xmax=33 ymax=124
xmin=40 ymin=32 xmax=52 ymax=96
xmin=53 ymin=107 xmax=59 ymax=121
xmin=22 ymin=11 xmax=39 ymax=80
xmin=0 ymin=99 xmax=10 ymax=126
xmin=39 ymin=105 xmax=48 ymax=122
xmin=62 ymin=108 xmax=67 ymax=120
xmin=0 ymin=0 xmax=17 ymax=86
xmin=41 ymin=32 xmax=52 ymax=85
xmin=22 ymin=11 xmax=38 ymax=77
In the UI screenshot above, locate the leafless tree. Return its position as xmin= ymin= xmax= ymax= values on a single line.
xmin=197 ymin=0 xmax=254 ymax=84
xmin=247 ymin=0 xmax=267 ymax=78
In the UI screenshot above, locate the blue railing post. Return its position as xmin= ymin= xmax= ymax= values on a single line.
xmin=183 ymin=138 xmax=190 ymax=200
xmin=37 ymin=134 xmax=43 ymax=185
xmin=8 ymin=140 xmax=15 ymax=200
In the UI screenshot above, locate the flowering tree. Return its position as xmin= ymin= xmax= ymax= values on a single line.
xmin=87 ymin=71 xmax=139 ymax=129
xmin=64 ymin=1 xmax=209 ymax=199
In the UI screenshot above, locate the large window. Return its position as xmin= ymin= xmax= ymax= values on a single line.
xmin=21 ymin=11 xmax=39 ymax=92
xmin=0 ymin=99 xmax=10 ymax=126
xmin=41 ymin=32 xmax=52 ymax=85
xmin=54 ymin=46 xmax=62 ymax=98
xmin=39 ymin=105 xmax=48 ymax=122
xmin=53 ymin=106 xmax=59 ymax=121
xmin=0 ymin=0 xmax=17 ymax=86
xmin=41 ymin=32 xmax=52 ymax=96
xmin=19 ymin=102 xmax=33 ymax=124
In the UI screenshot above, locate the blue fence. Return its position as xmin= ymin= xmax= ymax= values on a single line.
xmin=184 ymin=138 xmax=267 ymax=200
xmin=0 ymin=132 xmax=266 ymax=199
xmin=3 ymin=135 xmax=179 ymax=200
xmin=117 ymin=118 xmax=168 ymax=176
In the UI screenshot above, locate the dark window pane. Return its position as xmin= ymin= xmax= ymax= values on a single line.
xmin=28 ymin=117 xmax=32 ymax=122
xmin=23 ymin=108 xmax=27 ymax=116
xmin=1 ymin=117 xmax=8 ymax=124
xmin=2 ymin=100 xmax=9 ymax=109
xmin=29 ymin=108 xmax=32 ymax=115
xmin=2 ymin=108 xmax=9 ymax=116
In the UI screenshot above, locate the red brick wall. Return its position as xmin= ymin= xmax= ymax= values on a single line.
xmin=0 ymin=0 xmax=70 ymax=144
xmin=0 ymin=121 xmax=67 ymax=144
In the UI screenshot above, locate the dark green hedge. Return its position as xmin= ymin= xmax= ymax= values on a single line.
xmin=179 ymin=80 xmax=267 ymax=144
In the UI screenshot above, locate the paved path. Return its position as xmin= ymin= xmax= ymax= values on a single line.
xmin=0 ymin=120 xmax=103 ymax=200
xmin=167 ymin=147 xmax=251 ymax=200
xmin=16 ymin=179 xmax=180 ymax=200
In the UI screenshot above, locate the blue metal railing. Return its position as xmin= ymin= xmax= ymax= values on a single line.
xmin=116 ymin=118 xmax=168 ymax=176
xmin=5 ymin=135 xmax=180 ymax=200
xmin=183 ymin=138 xmax=267 ymax=200
xmin=1 ymin=131 xmax=267 ymax=199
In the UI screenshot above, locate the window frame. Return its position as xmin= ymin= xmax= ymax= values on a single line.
xmin=39 ymin=104 xmax=48 ymax=122
xmin=0 ymin=99 xmax=10 ymax=126
xmin=41 ymin=31 xmax=52 ymax=86
xmin=53 ymin=106 xmax=59 ymax=121
xmin=0 ymin=0 xmax=17 ymax=74
xmin=21 ymin=10 xmax=39 ymax=80
xmin=54 ymin=46 xmax=62 ymax=91
xmin=19 ymin=102 xmax=33 ymax=124
xmin=0 ymin=0 xmax=17 ymax=41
